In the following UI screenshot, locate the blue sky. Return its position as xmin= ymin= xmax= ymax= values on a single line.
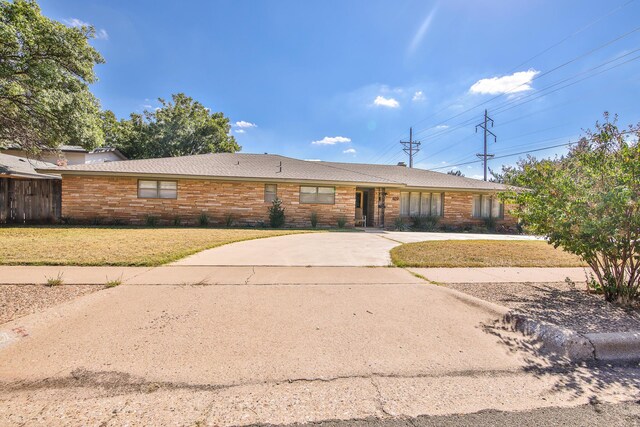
xmin=42 ymin=0 xmax=640 ymax=179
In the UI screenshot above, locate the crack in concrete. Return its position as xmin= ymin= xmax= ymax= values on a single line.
xmin=245 ymin=266 xmax=256 ymax=285
xmin=370 ymin=377 xmax=392 ymax=417
xmin=0 ymin=367 xmax=538 ymax=396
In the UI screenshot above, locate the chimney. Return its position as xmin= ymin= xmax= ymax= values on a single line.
xmin=397 ymin=161 xmax=407 ymax=167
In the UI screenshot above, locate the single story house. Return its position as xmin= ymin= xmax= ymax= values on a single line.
xmin=0 ymin=153 xmax=61 ymax=223
xmin=36 ymin=152 xmax=517 ymax=229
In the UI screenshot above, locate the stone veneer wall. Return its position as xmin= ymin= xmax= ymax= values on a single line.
xmin=61 ymin=175 xmax=356 ymax=227
xmin=382 ymin=189 xmax=517 ymax=230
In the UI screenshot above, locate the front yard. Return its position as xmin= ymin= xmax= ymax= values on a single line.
xmin=0 ymin=226 xmax=307 ymax=266
xmin=391 ymin=240 xmax=587 ymax=268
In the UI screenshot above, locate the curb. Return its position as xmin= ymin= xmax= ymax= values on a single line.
xmin=502 ymin=313 xmax=640 ymax=363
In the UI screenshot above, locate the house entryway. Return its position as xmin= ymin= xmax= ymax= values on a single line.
xmin=355 ymin=187 xmax=375 ymax=227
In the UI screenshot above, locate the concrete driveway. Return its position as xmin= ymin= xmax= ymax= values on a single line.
xmin=173 ymin=231 xmax=541 ymax=266
xmin=173 ymin=232 xmax=400 ymax=266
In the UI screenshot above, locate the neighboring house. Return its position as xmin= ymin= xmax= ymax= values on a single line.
xmin=36 ymin=153 xmax=517 ymax=229
xmin=1 ymin=145 xmax=127 ymax=166
xmin=0 ymin=153 xmax=61 ymax=223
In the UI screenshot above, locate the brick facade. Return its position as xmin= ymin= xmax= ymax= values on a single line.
xmin=61 ymin=175 xmax=517 ymax=229
xmin=61 ymin=175 xmax=356 ymax=227
xmin=382 ymin=189 xmax=517 ymax=230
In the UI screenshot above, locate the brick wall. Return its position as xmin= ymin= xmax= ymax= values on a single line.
xmin=61 ymin=175 xmax=356 ymax=227
xmin=382 ymin=189 xmax=517 ymax=230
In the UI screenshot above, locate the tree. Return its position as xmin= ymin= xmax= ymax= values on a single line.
xmin=107 ymin=93 xmax=240 ymax=159
xmin=504 ymin=114 xmax=640 ymax=305
xmin=447 ymin=170 xmax=464 ymax=177
xmin=489 ymin=155 xmax=542 ymax=184
xmin=268 ymin=198 xmax=285 ymax=228
xmin=0 ymin=0 xmax=104 ymax=152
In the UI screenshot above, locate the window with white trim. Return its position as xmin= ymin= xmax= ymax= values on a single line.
xmin=264 ymin=184 xmax=277 ymax=203
xmin=137 ymin=180 xmax=177 ymax=199
xmin=472 ymin=195 xmax=504 ymax=219
xmin=300 ymin=186 xmax=335 ymax=204
xmin=399 ymin=192 xmax=443 ymax=217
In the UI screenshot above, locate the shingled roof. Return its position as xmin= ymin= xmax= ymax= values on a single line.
xmin=36 ymin=152 xmax=510 ymax=191
xmin=0 ymin=153 xmax=60 ymax=179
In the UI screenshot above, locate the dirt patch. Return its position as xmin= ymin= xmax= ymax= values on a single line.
xmin=0 ymin=284 xmax=103 ymax=325
xmin=444 ymin=281 xmax=640 ymax=334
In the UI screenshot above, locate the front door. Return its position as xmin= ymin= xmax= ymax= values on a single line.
xmin=355 ymin=191 xmax=363 ymax=226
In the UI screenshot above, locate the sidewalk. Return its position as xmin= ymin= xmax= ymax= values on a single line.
xmin=408 ymin=267 xmax=591 ymax=284
xmin=0 ymin=265 xmax=591 ymax=285
xmin=0 ymin=266 xmax=423 ymax=286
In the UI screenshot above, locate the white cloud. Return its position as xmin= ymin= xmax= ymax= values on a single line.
xmin=95 ymin=29 xmax=109 ymax=40
xmin=63 ymin=18 xmax=108 ymax=40
xmin=311 ymin=136 xmax=351 ymax=145
xmin=373 ymin=96 xmax=400 ymax=108
xmin=234 ymin=129 xmax=245 ymax=134
xmin=343 ymin=148 xmax=357 ymax=154
xmin=471 ymin=174 xmax=485 ymax=180
xmin=412 ymin=91 xmax=425 ymax=102
xmin=435 ymin=125 xmax=449 ymax=130
xmin=235 ymin=121 xmax=257 ymax=128
xmin=408 ymin=8 xmax=437 ymax=55
xmin=469 ymin=69 xmax=540 ymax=95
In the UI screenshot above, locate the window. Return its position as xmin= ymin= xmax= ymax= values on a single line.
xmin=300 ymin=186 xmax=335 ymax=204
xmin=137 ymin=180 xmax=177 ymax=199
xmin=472 ymin=195 xmax=504 ymax=219
xmin=264 ymin=184 xmax=277 ymax=203
xmin=399 ymin=192 xmax=443 ymax=217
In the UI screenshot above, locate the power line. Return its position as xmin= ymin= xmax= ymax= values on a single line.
xmin=367 ymin=2 xmax=638 ymax=165
xmin=409 ymin=50 xmax=640 ymax=166
xmin=377 ymin=22 xmax=640 ymax=166
xmin=427 ymin=130 xmax=637 ymax=171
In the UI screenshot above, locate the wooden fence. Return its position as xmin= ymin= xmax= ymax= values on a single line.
xmin=0 ymin=178 xmax=62 ymax=223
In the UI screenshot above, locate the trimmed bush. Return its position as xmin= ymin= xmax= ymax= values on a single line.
xmin=268 ymin=198 xmax=285 ymax=228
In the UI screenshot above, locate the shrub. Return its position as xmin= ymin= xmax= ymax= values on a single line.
xmin=410 ymin=215 xmax=440 ymax=231
xmin=46 ymin=272 xmax=63 ymax=287
xmin=310 ymin=212 xmax=318 ymax=228
xmin=394 ymin=217 xmax=409 ymax=231
xmin=198 ymin=212 xmax=209 ymax=227
xmin=337 ymin=216 xmax=347 ymax=229
xmin=173 ymin=216 xmax=182 ymax=226
xmin=91 ymin=217 xmax=102 ymax=226
xmin=224 ymin=213 xmax=235 ymax=227
xmin=60 ymin=216 xmax=75 ymax=225
xmin=268 ymin=198 xmax=285 ymax=228
xmin=483 ymin=217 xmax=496 ymax=232
xmin=145 ymin=215 xmax=159 ymax=227
xmin=256 ymin=220 xmax=267 ymax=228
xmin=111 ymin=218 xmax=124 ymax=226
xmin=504 ymin=114 xmax=640 ymax=306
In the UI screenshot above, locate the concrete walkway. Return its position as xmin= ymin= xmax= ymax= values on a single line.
xmin=0 ymin=265 xmax=590 ymax=286
xmin=410 ymin=267 xmax=592 ymax=284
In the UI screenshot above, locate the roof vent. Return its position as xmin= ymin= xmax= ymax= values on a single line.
xmin=397 ymin=161 xmax=407 ymax=167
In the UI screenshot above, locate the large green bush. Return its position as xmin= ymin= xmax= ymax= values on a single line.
xmin=268 ymin=198 xmax=285 ymax=228
xmin=504 ymin=114 xmax=640 ymax=305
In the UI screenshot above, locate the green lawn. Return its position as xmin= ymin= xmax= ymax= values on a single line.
xmin=0 ymin=226 xmax=309 ymax=266
xmin=391 ymin=240 xmax=587 ymax=268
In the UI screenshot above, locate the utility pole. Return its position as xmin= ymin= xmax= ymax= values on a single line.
xmin=475 ymin=109 xmax=496 ymax=181
xmin=400 ymin=127 xmax=421 ymax=168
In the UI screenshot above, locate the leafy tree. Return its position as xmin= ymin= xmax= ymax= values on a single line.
xmin=489 ymin=155 xmax=542 ymax=185
xmin=107 ymin=93 xmax=240 ymax=159
xmin=0 ymin=0 xmax=104 ymax=151
xmin=447 ymin=170 xmax=464 ymax=177
xmin=504 ymin=114 xmax=640 ymax=305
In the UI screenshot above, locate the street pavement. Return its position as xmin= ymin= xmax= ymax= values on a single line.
xmin=1 ymin=266 xmax=638 ymax=426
